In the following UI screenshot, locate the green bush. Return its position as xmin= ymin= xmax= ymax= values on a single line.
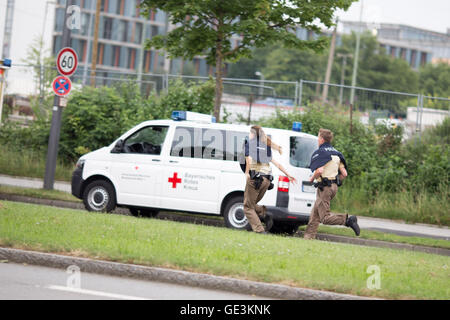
xmin=0 ymin=79 xmax=215 ymax=162
xmin=260 ymin=105 xmax=449 ymax=194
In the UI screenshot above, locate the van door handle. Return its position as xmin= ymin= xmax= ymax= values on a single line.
xmin=152 ymin=159 xmax=161 ymax=162
xmin=169 ymin=160 xmax=178 ymax=163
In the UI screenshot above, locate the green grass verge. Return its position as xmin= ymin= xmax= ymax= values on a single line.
xmin=0 ymin=185 xmax=81 ymax=202
xmin=0 ymin=184 xmax=448 ymax=249
xmin=0 ymin=147 xmax=73 ymax=181
xmin=298 ymin=225 xmax=450 ymax=250
xmin=0 ymin=201 xmax=449 ymax=300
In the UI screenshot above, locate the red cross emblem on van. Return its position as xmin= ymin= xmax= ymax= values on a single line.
xmin=168 ymin=172 xmax=182 ymax=188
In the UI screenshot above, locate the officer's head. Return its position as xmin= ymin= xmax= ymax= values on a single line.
xmin=318 ymin=128 xmax=333 ymax=146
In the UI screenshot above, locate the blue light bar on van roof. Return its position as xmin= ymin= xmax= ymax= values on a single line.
xmin=292 ymin=122 xmax=302 ymax=132
xmin=171 ymin=110 xmax=186 ymax=121
xmin=171 ymin=111 xmax=216 ymax=123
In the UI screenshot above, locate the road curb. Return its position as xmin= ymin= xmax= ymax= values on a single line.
xmin=1 ymin=193 xmax=449 ymax=256
xmin=0 ymin=247 xmax=373 ymax=300
xmin=296 ymin=232 xmax=450 ymax=257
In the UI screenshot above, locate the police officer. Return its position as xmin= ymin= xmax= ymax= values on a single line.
xmin=304 ymin=128 xmax=360 ymax=239
xmin=243 ymin=126 xmax=297 ymax=234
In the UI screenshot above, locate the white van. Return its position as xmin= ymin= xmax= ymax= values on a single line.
xmin=71 ymin=111 xmax=318 ymax=233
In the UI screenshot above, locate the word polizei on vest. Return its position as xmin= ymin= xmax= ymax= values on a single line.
xmin=309 ymin=142 xmax=347 ymax=172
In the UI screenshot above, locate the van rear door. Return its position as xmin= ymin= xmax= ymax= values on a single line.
xmin=287 ymin=135 xmax=318 ymax=213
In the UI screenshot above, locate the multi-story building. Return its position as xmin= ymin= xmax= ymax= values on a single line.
xmin=341 ymin=21 xmax=450 ymax=68
xmin=52 ymin=0 xmax=226 ymax=82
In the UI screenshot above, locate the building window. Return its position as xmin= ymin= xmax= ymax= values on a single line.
xmin=134 ymin=23 xmax=143 ymax=44
xmin=410 ymin=50 xmax=417 ymax=68
xmin=119 ymin=46 xmax=129 ymax=68
xmin=108 ymin=0 xmax=119 ymax=14
xmin=103 ymin=17 xmax=113 ymax=39
xmin=124 ymin=0 xmax=136 ymax=17
xmin=55 ymin=8 xmax=65 ymax=33
xmin=128 ymin=48 xmax=137 ymax=70
xmin=103 ymin=44 xmax=113 ymax=66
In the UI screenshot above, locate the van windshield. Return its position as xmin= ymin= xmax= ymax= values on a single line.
xmin=290 ymin=136 xmax=317 ymax=168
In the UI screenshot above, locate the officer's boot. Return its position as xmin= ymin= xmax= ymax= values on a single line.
xmin=345 ymin=215 xmax=360 ymax=236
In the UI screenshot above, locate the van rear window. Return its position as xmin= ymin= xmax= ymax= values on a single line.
xmin=290 ymin=136 xmax=317 ymax=168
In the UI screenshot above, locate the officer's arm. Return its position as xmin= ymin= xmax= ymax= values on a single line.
xmin=271 ymin=159 xmax=297 ymax=184
xmin=245 ymin=156 xmax=251 ymax=180
xmin=339 ymin=166 xmax=348 ymax=180
xmin=309 ymin=167 xmax=324 ymax=182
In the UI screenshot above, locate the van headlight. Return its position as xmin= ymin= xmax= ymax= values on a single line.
xmin=76 ymin=159 xmax=85 ymax=170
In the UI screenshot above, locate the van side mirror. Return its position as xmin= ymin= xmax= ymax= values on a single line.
xmin=111 ymin=140 xmax=124 ymax=153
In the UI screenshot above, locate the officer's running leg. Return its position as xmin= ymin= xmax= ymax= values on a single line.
xmin=244 ymin=178 xmax=265 ymax=233
xmin=317 ymin=184 xmax=347 ymax=226
xmin=254 ymin=177 xmax=270 ymax=219
xmin=304 ymin=191 xmax=321 ymax=239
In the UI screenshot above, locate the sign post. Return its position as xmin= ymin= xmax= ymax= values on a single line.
xmin=43 ymin=0 xmax=75 ymax=190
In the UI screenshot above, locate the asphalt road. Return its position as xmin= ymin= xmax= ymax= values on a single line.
xmin=0 ymin=262 xmax=270 ymax=300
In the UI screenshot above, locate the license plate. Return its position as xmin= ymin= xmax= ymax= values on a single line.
xmin=302 ymin=182 xmax=315 ymax=193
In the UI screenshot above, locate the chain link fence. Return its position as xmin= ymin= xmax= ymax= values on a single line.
xmin=2 ymin=64 xmax=449 ymax=138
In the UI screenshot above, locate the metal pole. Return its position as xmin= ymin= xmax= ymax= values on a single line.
xmin=322 ymin=22 xmax=337 ymax=104
xmin=338 ymin=54 xmax=351 ymax=105
xmin=294 ymin=80 xmax=298 ymax=109
xmin=298 ymin=79 xmax=303 ymax=109
xmin=90 ymin=0 xmax=101 ymax=87
xmin=43 ymin=0 xmax=73 ymax=190
xmin=82 ymin=0 xmax=96 ymax=85
xmin=418 ymin=94 xmax=424 ymax=142
xmin=350 ymin=0 xmax=364 ymax=105
xmin=0 ymin=70 xmax=5 ymax=124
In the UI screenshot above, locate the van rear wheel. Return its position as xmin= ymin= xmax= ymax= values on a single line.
xmin=223 ymin=196 xmax=251 ymax=231
xmin=83 ymin=180 xmax=116 ymax=213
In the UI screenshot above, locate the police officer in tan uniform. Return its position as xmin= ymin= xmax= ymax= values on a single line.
xmin=243 ymin=126 xmax=296 ymax=234
xmin=304 ymin=129 xmax=360 ymax=239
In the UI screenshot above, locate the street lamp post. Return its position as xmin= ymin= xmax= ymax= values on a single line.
xmin=0 ymin=59 xmax=12 ymax=125
xmin=350 ymin=0 xmax=364 ymax=106
xmin=337 ymin=53 xmax=352 ymax=105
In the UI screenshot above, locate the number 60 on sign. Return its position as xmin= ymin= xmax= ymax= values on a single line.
xmin=56 ymin=47 xmax=78 ymax=77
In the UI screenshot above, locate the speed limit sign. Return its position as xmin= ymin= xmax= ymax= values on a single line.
xmin=56 ymin=47 xmax=78 ymax=76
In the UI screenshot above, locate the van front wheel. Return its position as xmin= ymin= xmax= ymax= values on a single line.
xmin=83 ymin=180 xmax=116 ymax=213
xmin=223 ymin=196 xmax=251 ymax=231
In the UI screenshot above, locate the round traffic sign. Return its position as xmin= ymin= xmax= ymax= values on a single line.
xmin=56 ymin=47 xmax=78 ymax=76
xmin=52 ymin=76 xmax=72 ymax=96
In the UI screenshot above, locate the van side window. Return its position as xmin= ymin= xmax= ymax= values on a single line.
xmin=170 ymin=127 xmax=247 ymax=161
xmin=290 ymin=136 xmax=317 ymax=168
xmin=123 ymin=126 xmax=168 ymax=155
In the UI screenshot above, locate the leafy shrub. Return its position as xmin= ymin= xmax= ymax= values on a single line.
xmin=0 ymin=80 xmax=215 ymax=162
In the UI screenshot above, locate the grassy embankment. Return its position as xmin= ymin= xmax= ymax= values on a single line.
xmin=0 ymin=201 xmax=449 ymax=300
xmin=332 ymin=182 xmax=449 ymax=227
xmin=0 ymin=147 xmax=74 ymax=181
xmin=0 ymin=185 xmax=449 ymax=250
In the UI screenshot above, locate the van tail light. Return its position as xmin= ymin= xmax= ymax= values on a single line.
xmin=278 ymin=176 xmax=290 ymax=192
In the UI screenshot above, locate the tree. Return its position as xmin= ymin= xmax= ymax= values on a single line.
xmin=22 ymin=37 xmax=58 ymax=119
xmin=419 ymin=62 xmax=450 ymax=98
xmin=140 ymin=0 xmax=356 ymax=121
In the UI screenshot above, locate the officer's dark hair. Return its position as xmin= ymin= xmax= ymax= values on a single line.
xmin=250 ymin=125 xmax=272 ymax=147
xmin=319 ymin=128 xmax=333 ymax=143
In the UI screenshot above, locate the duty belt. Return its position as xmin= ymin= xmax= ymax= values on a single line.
xmin=314 ymin=176 xmax=342 ymax=191
xmin=249 ymin=170 xmax=274 ymax=190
